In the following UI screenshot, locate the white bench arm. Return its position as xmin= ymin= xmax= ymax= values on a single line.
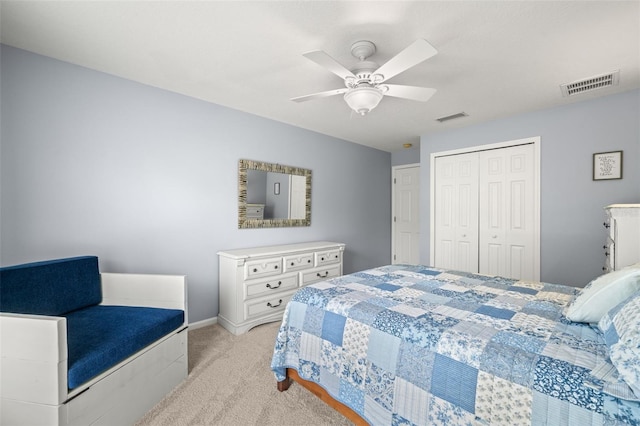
xmin=0 ymin=313 xmax=68 ymax=405
xmin=100 ymin=273 xmax=188 ymax=324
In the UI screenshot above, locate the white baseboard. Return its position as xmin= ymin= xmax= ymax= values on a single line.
xmin=188 ymin=317 xmax=217 ymax=330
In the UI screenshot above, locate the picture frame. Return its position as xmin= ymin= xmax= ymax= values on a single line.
xmin=593 ymin=150 xmax=623 ymax=180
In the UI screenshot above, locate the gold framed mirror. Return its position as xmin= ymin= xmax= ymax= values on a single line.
xmin=238 ymin=159 xmax=311 ymax=228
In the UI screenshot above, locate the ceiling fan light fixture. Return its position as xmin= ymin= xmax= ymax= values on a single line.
xmin=344 ymin=86 xmax=384 ymax=116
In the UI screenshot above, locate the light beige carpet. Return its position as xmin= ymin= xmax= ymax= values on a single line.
xmin=135 ymin=322 xmax=353 ymax=426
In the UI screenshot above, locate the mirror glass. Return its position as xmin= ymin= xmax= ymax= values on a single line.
xmin=238 ymin=159 xmax=311 ymax=228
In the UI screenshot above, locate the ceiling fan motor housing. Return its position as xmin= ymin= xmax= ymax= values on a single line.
xmin=346 ymin=60 xmax=381 ymax=88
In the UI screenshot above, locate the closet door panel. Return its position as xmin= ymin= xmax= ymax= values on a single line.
xmin=479 ymin=152 xmax=506 ymax=276
xmin=434 ymin=153 xmax=479 ymax=273
xmin=479 ymin=144 xmax=535 ymax=280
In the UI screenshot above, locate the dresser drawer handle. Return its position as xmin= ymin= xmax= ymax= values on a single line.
xmin=253 ymin=268 xmax=258 ymax=273
xmin=308 ymin=259 xmax=311 ymax=263
xmin=291 ymin=262 xmax=295 ymax=266
xmin=317 ymin=271 xmax=329 ymax=278
xmin=266 ymin=281 xmax=282 ymax=289
xmin=267 ymin=299 xmax=283 ymax=308
xmin=321 ymin=257 xmax=325 ymax=261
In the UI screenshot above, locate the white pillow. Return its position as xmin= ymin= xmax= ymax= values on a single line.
xmin=565 ymin=263 xmax=640 ymax=323
xmin=598 ymin=292 xmax=640 ymax=399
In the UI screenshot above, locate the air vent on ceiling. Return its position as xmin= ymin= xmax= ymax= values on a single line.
xmin=436 ymin=112 xmax=468 ymax=123
xmin=560 ymin=70 xmax=620 ymax=97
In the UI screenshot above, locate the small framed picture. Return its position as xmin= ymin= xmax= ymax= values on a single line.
xmin=593 ymin=150 xmax=623 ymax=180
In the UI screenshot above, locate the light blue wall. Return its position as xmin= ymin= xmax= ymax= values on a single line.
xmin=391 ymin=146 xmax=420 ymax=166
xmin=0 ymin=45 xmax=392 ymax=323
xmin=420 ymin=90 xmax=640 ymax=287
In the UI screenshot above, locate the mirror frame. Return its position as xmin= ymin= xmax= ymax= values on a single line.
xmin=238 ymin=159 xmax=312 ymax=228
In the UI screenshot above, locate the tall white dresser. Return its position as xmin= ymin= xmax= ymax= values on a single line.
xmin=603 ymin=204 xmax=640 ymax=272
xmin=217 ymin=241 xmax=345 ymax=335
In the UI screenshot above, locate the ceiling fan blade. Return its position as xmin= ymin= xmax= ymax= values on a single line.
xmin=290 ymin=88 xmax=349 ymax=103
xmin=383 ymin=84 xmax=437 ymax=102
xmin=303 ymin=50 xmax=356 ymax=80
xmin=374 ymin=39 xmax=438 ymax=83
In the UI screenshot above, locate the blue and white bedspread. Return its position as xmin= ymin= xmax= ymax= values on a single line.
xmin=271 ymin=265 xmax=640 ymax=425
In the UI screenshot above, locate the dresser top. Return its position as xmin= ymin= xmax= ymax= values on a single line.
xmin=217 ymin=241 xmax=345 ymax=260
xmin=606 ymin=204 xmax=640 ymax=208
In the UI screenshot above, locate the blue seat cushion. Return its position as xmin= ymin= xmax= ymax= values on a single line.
xmin=65 ymin=305 xmax=184 ymax=390
xmin=0 ymin=256 xmax=101 ymax=316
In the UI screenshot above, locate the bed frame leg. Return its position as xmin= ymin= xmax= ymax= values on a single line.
xmin=277 ymin=368 xmax=292 ymax=392
xmin=277 ymin=378 xmax=291 ymax=392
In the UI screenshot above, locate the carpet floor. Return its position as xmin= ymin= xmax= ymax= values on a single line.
xmin=134 ymin=322 xmax=352 ymax=426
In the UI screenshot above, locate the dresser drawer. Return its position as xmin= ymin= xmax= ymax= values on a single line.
xmin=246 ymin=204 xmax=264 ymax=219
xmin=301 ymin=264 xmax=341 ymax=286
xmin=245 ymin=257 xmax=282 ymax=279
xmin=245 ymin=274 xmax=298 ymax=300
xmin=244 ymin=292 xmax=294 ymax=320
xmin=315 ymin=250 xmax=342 ymax=266
xmin=283 ymin=253 xmax=314 ymax=272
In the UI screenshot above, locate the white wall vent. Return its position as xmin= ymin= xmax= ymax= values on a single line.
xmin=436 ymin=112 xmax=468 ymax=123
xmin=560 ymin=70 xmax=620 ymax=97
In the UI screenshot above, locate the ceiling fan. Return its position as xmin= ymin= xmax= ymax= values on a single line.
xmin=291 ymin=39 xmax=438 ymax=116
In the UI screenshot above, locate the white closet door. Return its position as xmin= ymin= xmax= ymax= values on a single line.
xmin=434 ymin=152 xmax=479 ymax=273
xmin=479 ymin=144 xmax=535 ymax=280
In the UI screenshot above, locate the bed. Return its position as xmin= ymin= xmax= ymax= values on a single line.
xmin=271 ymin=264 xmax=640 ymax=425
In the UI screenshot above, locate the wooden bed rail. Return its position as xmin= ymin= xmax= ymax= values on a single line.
xmin=277 ymin=368 xmax=369 ymax=425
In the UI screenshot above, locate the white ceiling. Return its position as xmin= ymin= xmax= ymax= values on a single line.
xmin=1 ymin=1 xmax=639 ymax=152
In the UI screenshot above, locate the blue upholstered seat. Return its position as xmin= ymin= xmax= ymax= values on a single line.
xmin=65 ymin=305 xmax=184 ymax=389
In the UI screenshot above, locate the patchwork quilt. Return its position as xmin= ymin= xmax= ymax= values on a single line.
xmin=271 ymin=265 xmax=640 ymax=425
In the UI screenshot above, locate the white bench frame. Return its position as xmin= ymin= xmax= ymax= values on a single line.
xmin=1 ymin=272 xmax=188 ymax=426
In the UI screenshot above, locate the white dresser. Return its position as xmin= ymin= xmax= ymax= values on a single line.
xmin=245 ymin=203 xmax=265 ymax=220
xmin=603 ymin=204 xmax=640 ymax=272
xmin=217 ymin=241 xmax=345 ymax=335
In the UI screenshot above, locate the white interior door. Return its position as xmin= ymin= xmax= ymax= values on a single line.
xmin=433 ymin=153 xmax=479 ymax=273
xmin=392 ymin=165 xmax=420 ymax=264
xmin=479 ymin=144 xmax=536 ymax=279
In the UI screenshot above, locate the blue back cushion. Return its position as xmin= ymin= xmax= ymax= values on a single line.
xmin=65 ymin=305 xmax=185 ymax=389
xmin=0 ymin=256 xmax=102 ymax=315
